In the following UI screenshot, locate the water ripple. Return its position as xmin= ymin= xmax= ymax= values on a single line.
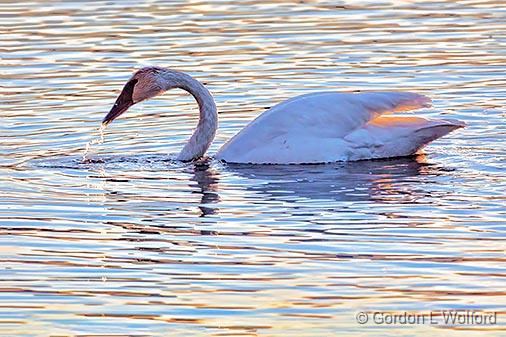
xmin=0 ymin=1 xmax=505 ymax=336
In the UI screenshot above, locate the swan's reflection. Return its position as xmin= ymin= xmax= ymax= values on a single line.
xmin=223 ymin=155 xmax=439 ymax=203
xmin=189 ymin=161 xmax=220 ymax=217
xmin=35 ymin=153 xmax=444 ymax=214
xmin=95 ymin=157 xmax=222 ymax=218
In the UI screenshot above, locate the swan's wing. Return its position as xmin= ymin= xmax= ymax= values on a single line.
xmin=243 ymin=91 xmax=431 ymax=137
xmin=216 ymin=92 xmax=431 ymax=162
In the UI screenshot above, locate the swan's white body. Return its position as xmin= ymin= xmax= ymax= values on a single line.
xmin=103 ymin=67 xmax=465 ymax=164
xmin=216 ymin=91 xmax=464 ymax=164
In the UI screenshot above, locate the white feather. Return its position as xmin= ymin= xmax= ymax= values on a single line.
xmin=216 ymin=92 xmax=464 ymax=164
xmin=107 ymin=68 xmax=465 ymax=164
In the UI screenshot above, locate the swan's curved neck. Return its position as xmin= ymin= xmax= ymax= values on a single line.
xmin=160 ymin=71 xmax=218 ymax=161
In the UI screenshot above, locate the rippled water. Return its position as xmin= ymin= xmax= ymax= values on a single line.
xmin=1 ymin=1 xmax=505 ymax=336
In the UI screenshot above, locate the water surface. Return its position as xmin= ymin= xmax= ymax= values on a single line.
xmin=1 ymin=1 xmax=505 ymax=336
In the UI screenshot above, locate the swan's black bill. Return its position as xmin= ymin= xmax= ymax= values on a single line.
xmin=102 ymin=79 xmax=138 ymax=126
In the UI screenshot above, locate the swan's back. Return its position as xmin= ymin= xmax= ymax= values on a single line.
xmin=216 ymin=92 xmax=464 ymax=164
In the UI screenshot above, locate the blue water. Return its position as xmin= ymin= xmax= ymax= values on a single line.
xmin=1 ymin=1 xmax=505 ymax=336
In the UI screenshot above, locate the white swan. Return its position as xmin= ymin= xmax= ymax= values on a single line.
xmin=102 ymin=67 xmax=465 ymax=164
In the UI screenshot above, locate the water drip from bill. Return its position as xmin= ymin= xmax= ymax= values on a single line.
xmin=82 ymin=124 xmax=107 ymax=163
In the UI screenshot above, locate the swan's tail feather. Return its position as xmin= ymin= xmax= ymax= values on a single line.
xmin=350 ymin=117 xmax=466 ymax=160
xmin=413 ymin=119 xmax=466 ymax=149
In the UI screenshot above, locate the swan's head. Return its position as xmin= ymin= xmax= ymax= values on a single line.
xmin=102 ymin=67 xmax=168 ymax=126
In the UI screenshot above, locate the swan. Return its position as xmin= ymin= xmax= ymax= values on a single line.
xmin=102 ymin=66 xmax=465 ymax=164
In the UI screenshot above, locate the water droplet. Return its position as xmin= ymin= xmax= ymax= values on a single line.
xmin=82 ymin=124 xmax=107 ymax=163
